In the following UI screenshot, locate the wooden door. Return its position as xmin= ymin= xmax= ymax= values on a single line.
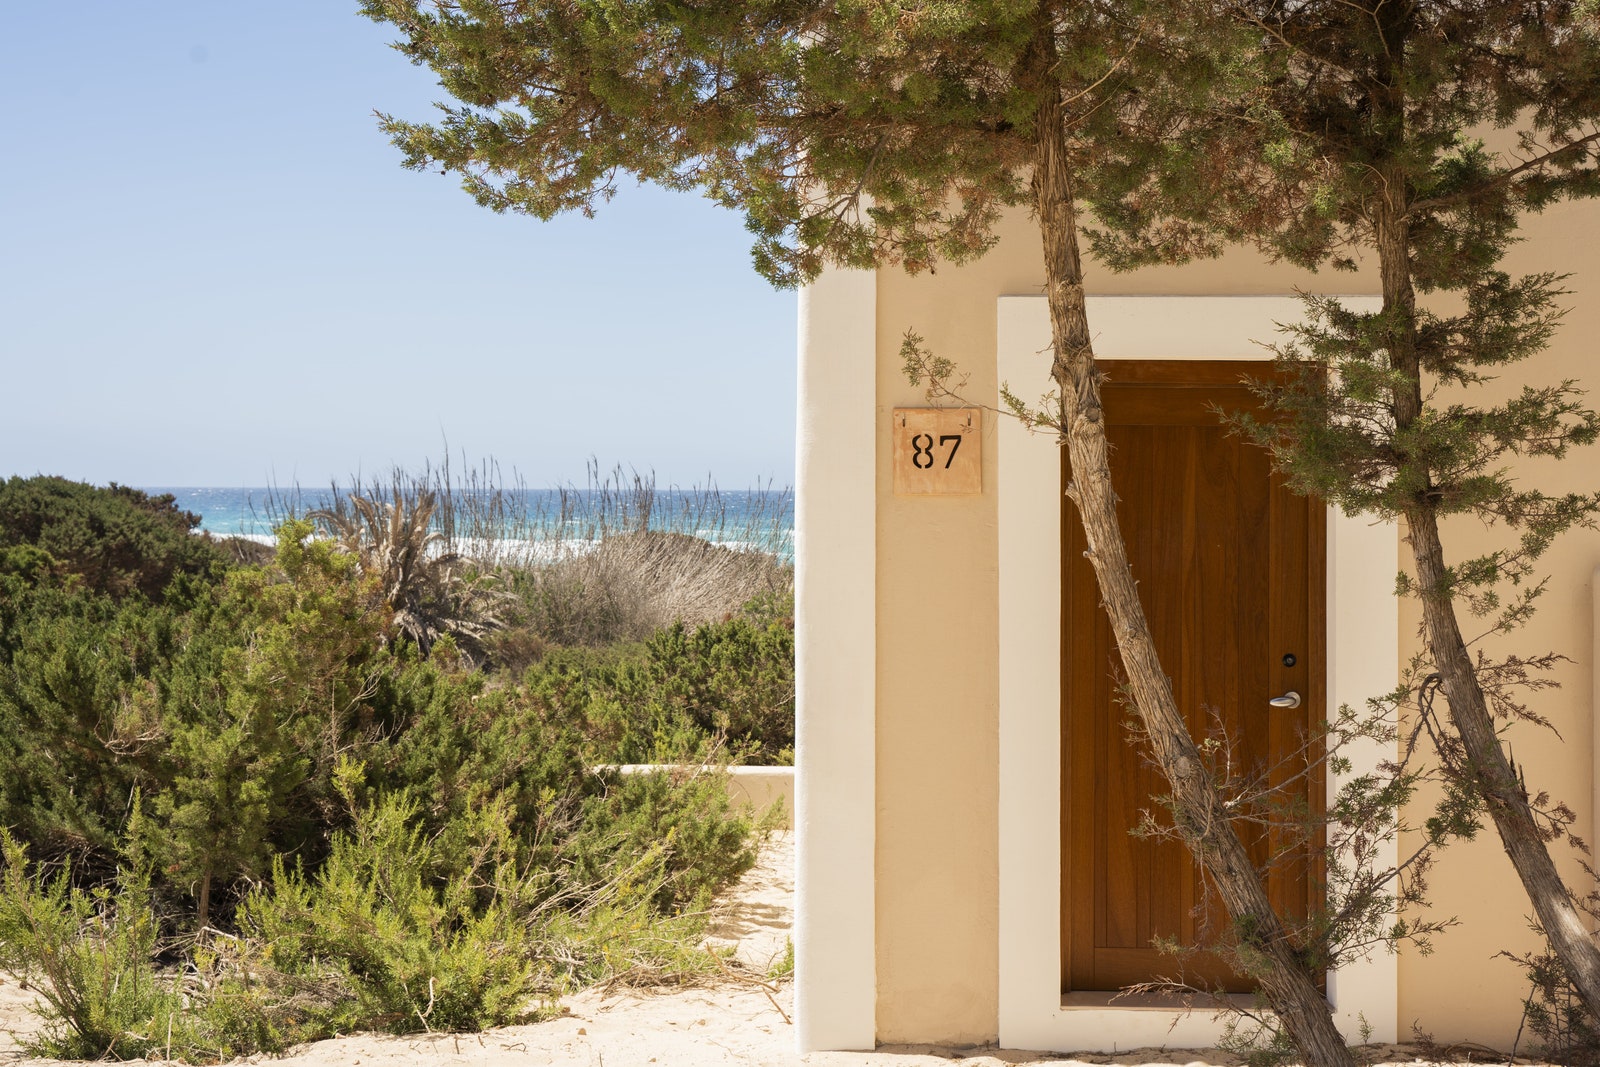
xmin=1060 ymin=360 xmax=1325 ymax=994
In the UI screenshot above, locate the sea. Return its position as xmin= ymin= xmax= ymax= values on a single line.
xmin=140 ymin=486 xmax=795 ymax=559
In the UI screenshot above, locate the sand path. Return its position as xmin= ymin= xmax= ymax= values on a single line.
xmin=0 ymin=836 xmax=1514 ymax=1066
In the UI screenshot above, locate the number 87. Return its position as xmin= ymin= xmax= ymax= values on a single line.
xmin=911 ymin=432 xmax=963 ymax=470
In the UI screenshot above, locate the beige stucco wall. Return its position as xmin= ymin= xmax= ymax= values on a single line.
xmin=1396 ymin=192 xmax=1600 ymax=1047
xmin=870 ymin=199 xmax=1600 ymax=1047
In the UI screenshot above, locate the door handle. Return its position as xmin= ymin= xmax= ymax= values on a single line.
xmin=1269 ymin=691 xmax=1301 ymax=710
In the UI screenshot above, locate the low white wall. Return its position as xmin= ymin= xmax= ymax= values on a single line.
xmin=606 ymin=764 xmax=794 ymax=829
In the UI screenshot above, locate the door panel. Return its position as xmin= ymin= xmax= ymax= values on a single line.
xmin=1060 ymin=360 xmax=1324 ymax=994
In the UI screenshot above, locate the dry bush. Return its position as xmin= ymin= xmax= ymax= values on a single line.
xmin=523 ymin=530 xmax=790 ymax=647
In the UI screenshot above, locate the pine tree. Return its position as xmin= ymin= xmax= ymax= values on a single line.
xmin=359 ymin=3 xmax=1369 ymax=1060
xmin=150 ymin=704 xmax=303 ymax=931
xmin=1092 ymin=0 xmax=1600 ymax=1019
xmin=142 ymin=522 xmax=391 ymax=929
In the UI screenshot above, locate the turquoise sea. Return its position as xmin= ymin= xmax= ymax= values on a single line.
xmin=140 ymin=486 xmax=794 ymax=556
xmin=142 ymin=487 xmax=328 ymax=539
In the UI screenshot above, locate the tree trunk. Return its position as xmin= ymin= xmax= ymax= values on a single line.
xmin=196 ymin=866 xmax=212 ymax=935
xmin=1371 ymin=193 xmax=1600 ymax=1020
xmin=1026 ymin=18 xmax=1355 ymax=1067
xmin=1407 ymin=506 xmax=1600 ymax=1013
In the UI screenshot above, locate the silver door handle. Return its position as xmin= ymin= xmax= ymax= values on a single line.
xmin=1269 ymin=691 xmax=1301 ymax=710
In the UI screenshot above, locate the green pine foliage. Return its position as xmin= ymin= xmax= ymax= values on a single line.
xmin=1090 ymin=0 xmax=1600 ymax=587
xmin=356 ymin=0 xmax=1255 ymax=288
xmin=1238 ymin=290 xmax=1598 ymax=605
xmin=358 ymin=0 xmax=1069 ymax=286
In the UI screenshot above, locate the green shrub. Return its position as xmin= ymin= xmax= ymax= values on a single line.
xmin=635 ymin=604 xmax=794 ymax=764
xmin=137 ymin=523 xmax=393 ymax=928
xmin=534 ymin=876 xmax=723 ymax=990
xmin=1504 ymin=939 xmax=1600 ymax=1066
xmin=0 ymin=830 xmax=182 ymax=1061
xmin=528 ymin=593 xmax=795 ymax=766
xmin=0 ymin=476 xmax=227 ymax=599
xmin=0 ymin=764 xmax=760 ymax=1060
xmin=0 ymin=483 xmax=780 ymax=1059
xmin=0 ymin=583 xmax=191 ymax=875
xmin=234 ymin=776 xmax=544 ymax=1037
xmin=0 ymin=543 xmax=57 ymax=582
xmin=573 ymin=768 xmax=762 ymax=911
xmin=767 ymin=937 xmax=795 ymax=982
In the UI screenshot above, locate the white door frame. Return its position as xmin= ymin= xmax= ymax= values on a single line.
xmin=794 ymin=266 xmax=879 ymax=1052
xmin=996 ymin=295 xmax=1400 ymax=1052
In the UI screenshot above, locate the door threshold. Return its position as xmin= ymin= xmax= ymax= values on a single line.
xmin=1061 ymin=991 xmax=1257 ymax=1012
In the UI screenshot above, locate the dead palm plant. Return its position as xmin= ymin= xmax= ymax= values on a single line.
xmin=311 ymin=486 xmax=509 ymax=660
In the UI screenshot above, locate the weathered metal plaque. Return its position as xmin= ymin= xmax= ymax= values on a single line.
xmin=892 ymin=407 xmax=982 ymax=495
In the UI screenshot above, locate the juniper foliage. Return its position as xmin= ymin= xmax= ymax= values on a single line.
xmin=360 ymin=0 xmax=1177 ymax=286
xmin=1091 ymin=0 xmax=1600 ymax=1020
xmin=354 ymin=3 xmax=1417 ymax=1062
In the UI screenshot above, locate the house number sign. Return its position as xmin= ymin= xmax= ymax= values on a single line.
xmin=892 ymin=407 xmax=982 ymax=495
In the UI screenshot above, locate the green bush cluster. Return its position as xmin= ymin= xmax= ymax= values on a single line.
xmin=0 ymin=831 xmax=181 ymax=1061
xmin=0 ymin=477 xmax=791 ymax=1061
xmin=228 ymin=774 xmax=549 ymax=1042
xmin=524 ymin=591 xmax=795 ymax=767
xmin=0 ymin=476 xmax=228 ymax=599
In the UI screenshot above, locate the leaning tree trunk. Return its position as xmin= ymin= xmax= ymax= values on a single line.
xmin=1408 ymin=506 xmax=1600 ymax=1012
xmin=1026 ymin=19 xmax=1356 ymax=1067
xmin=1372 ymin=194 xmax=1600 ymax=1020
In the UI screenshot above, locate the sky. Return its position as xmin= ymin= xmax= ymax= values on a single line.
xmin=0 ymin=4 xmax=798 ymax=491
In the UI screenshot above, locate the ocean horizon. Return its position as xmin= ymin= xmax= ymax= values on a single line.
xmin=140 ymin=486 xmax=795 ymax=556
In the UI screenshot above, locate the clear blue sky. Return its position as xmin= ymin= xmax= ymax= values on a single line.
xmin=0 ymin=3 xmax=797 ymax=490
